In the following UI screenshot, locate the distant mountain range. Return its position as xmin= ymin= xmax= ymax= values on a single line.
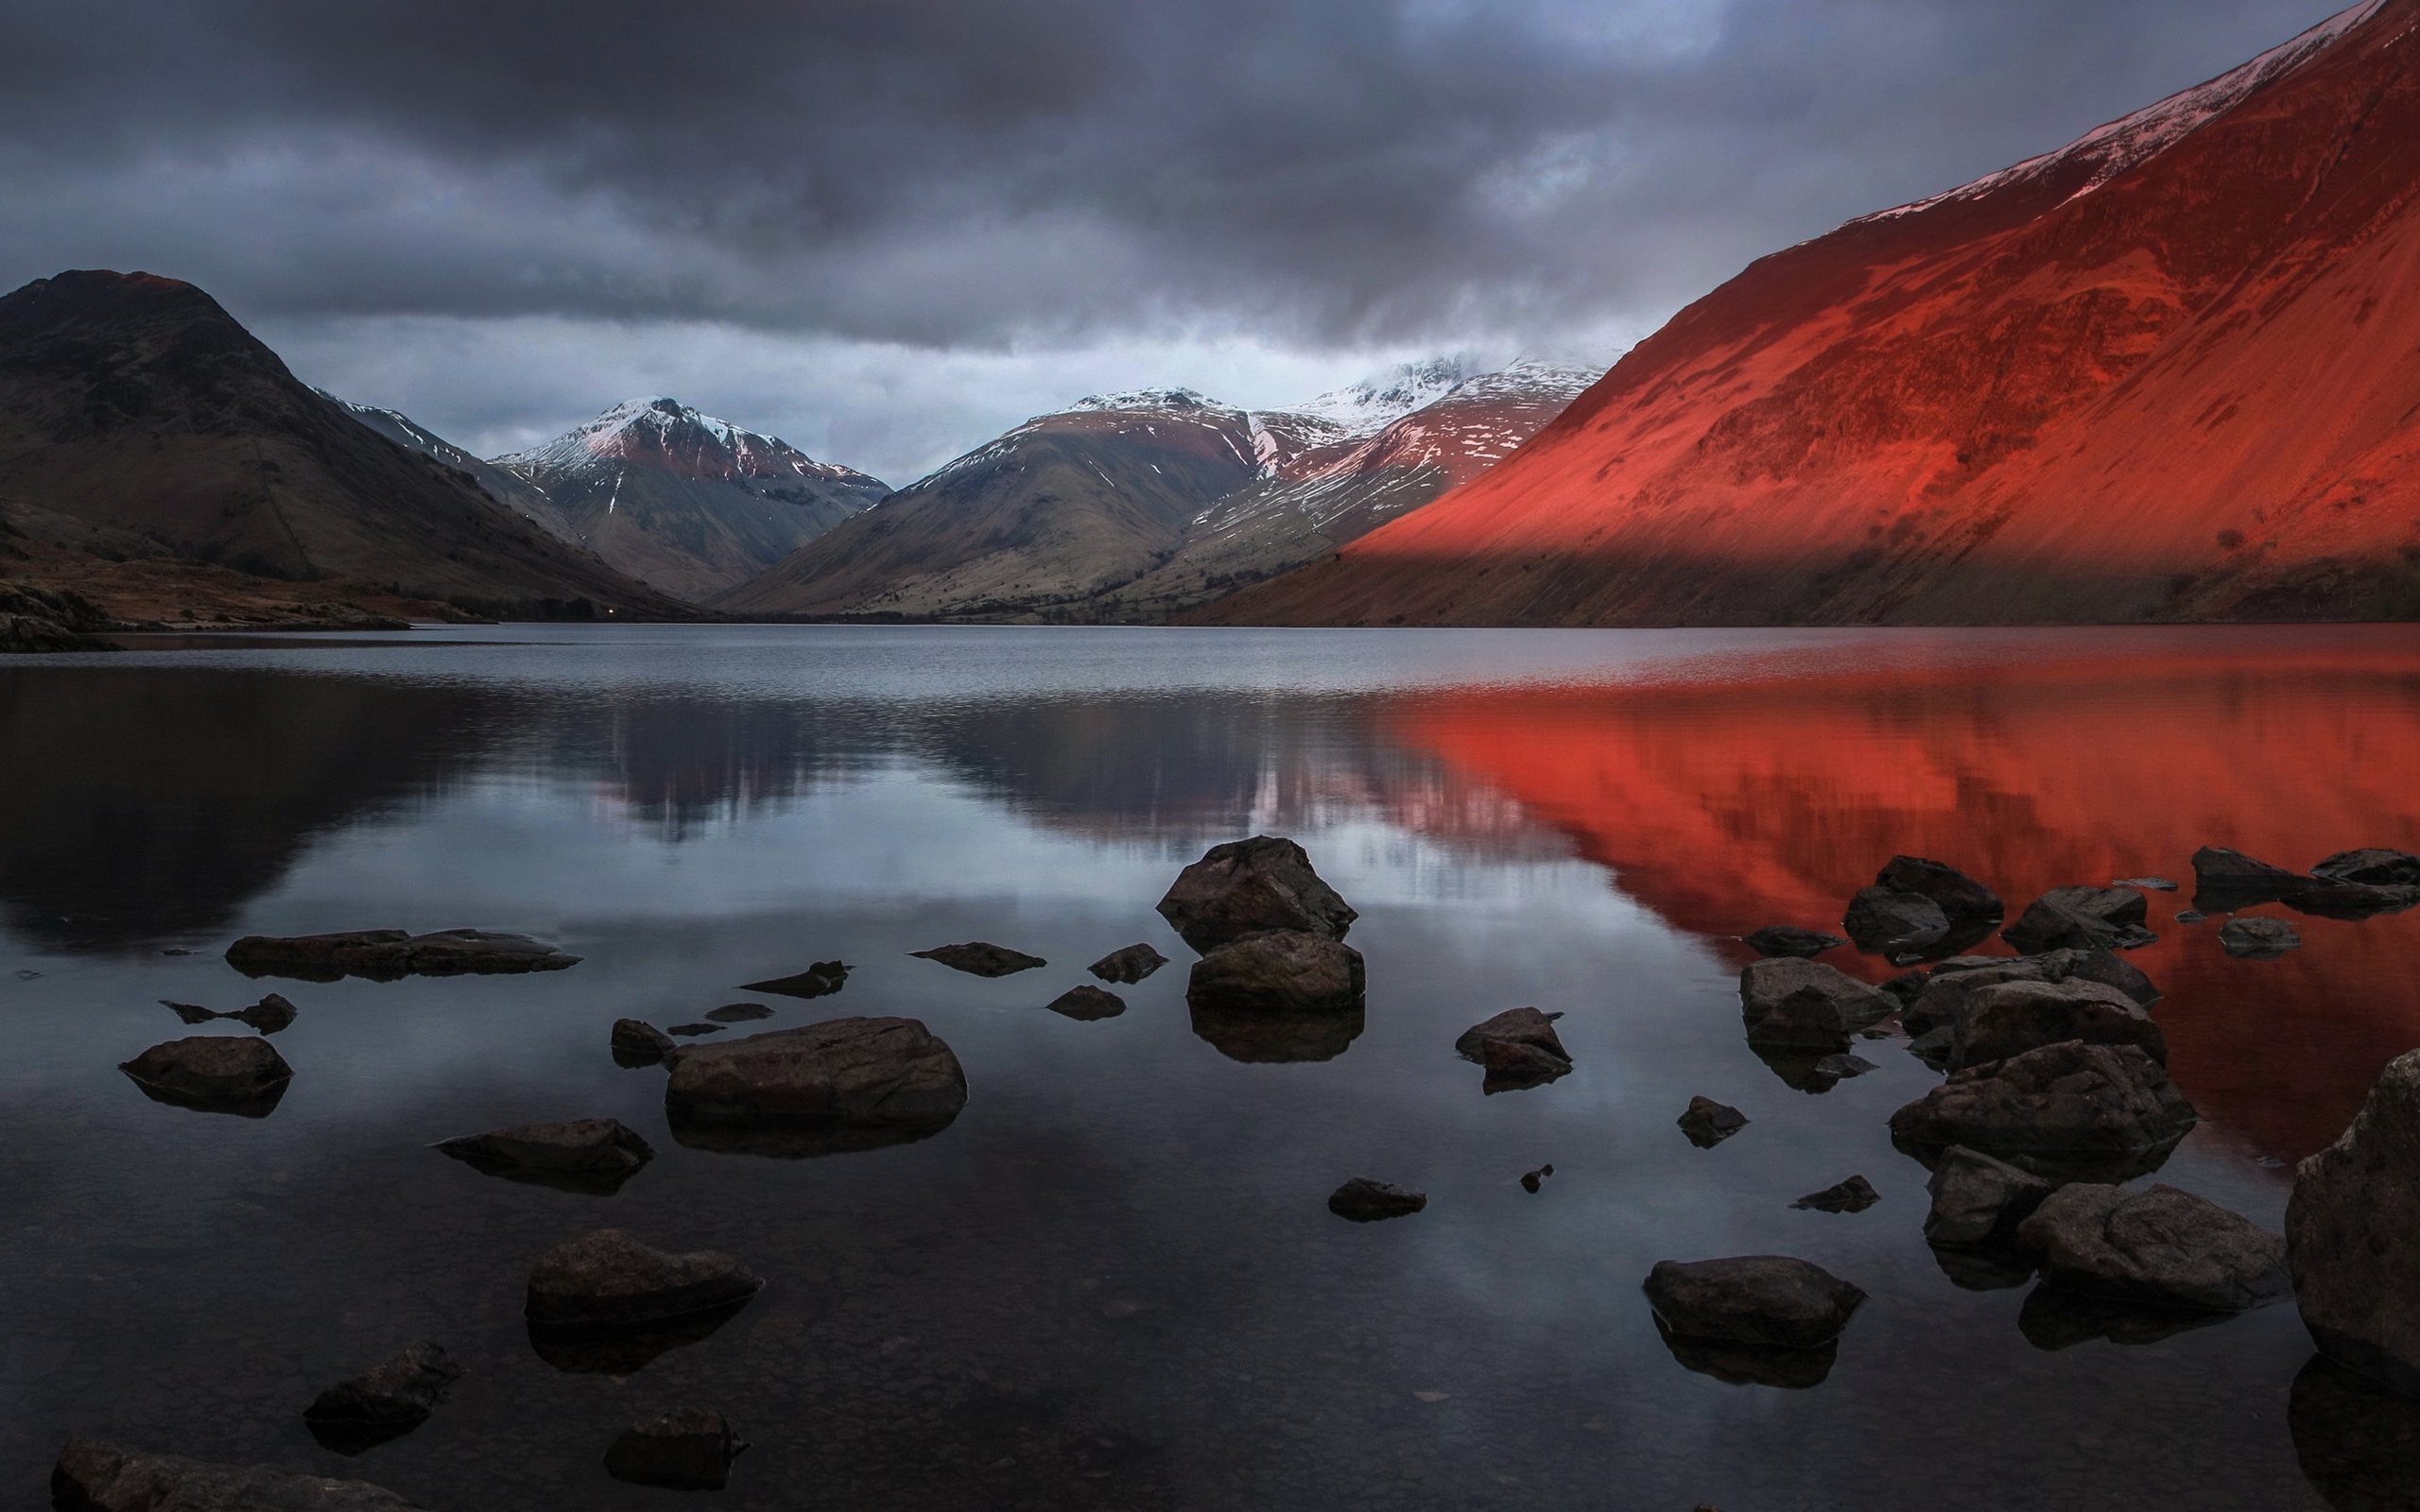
xmin=1204 ymin=0 xmax=2420 ymax=627
xmin=715 ymin=359 xmax=1598 ymax=621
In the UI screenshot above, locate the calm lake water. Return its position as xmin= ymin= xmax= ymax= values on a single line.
xmin=6 ymin=623 xmax=2420 ymax=1511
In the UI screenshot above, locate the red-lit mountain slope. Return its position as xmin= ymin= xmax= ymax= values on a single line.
xmin=1201 ymin=0 xmax=2420 ymax=627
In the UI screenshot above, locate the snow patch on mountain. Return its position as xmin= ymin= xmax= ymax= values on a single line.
xmin=494 ymin=396 xmax=876 ymax=487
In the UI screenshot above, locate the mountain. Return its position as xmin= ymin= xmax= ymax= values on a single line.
xmin=491 ymin=398 xmax=888 ymax=601
xmin=322 ymin=395 xmax=579 ymax=542
xmin=713 ymin=389 xmax=1261 ymax=618
xmin=714 ymin=360 xmax=1595 ymax=621
xmin=1199 ymin=0 xmax=2420 ymax=627
xmin=0 ymin=270 xmax=682 ymax=618
xmin=1097 ymin=360 xmax=1599 ymax=618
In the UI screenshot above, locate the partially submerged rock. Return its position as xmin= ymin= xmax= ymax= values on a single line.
xmin=525 ymin=1228 xmax=764 ymax=1327
xmin=1841 ymin=886 xmax=1950 ymax=958
xmin=302 ymin=1342 xmax=462 ymax=1456
xmin=1875 ymin=855 xmax=2004 ymax=922
xmin=2312 ymin=848 xmax=2420 ymax=886
xmin=1045 ymin=985 xmax=1126 ymax=1021
xmin=604 ymin=1409 xmax=750 ymax=1491
xmin=1949 ymin=978 xmax=2167 ymax=1072
xmin=736 ymin=960 xmax=848 ymax=999
xmin=1088 ymin=942 xmax=1169 ymax=984
xmin=664 ymin=1018 xmax=969 ymax=1143
xmin=226 ymin=928 xmax=579 ymax=982
xmin=910 ymin=941 xmax=1046 ymax=977
xmin=2290 ymin=1047 xmax=2420 ymax=1396
xmin=2017 ymin=1183 xmax=2290 ymax=1313
xmin=1455 ymin=1006 xmax=1572 ymax=1091
xmin=2001 ymin=887 xmax=2153 ymax=954
xmin=1737 ymin=958 xmax=1896 ymax=1050
xmin=1811 ymin=1052 xmax=1877 ymax=1080
xmin=1791 ymin=1176 xmax=1879 ymax=1213
xmin=1642 ymin=1256 xmax=1865 ymax=1349
xmin=2192 ymin=845 xmax=2308 ymax=900
xmin=1678 ymin=1096 xmax=1749 ymax=1149
xmin=666 ymin=1022 xmax=724 ymax=1037
xmin=2220 ymin=916 xmax=2301 ymax=958
xmin=2287 ymin=881 xmax=2420 ymax=919
xmin=1923 ymin=1145 xmax=2051 ymax=1247
xmin=1156 ymin=835 xmax=1357 ymax=953
xmin=437 ymin=1118 xmax=656 ymax=1195
xmin=51 ymin=1435 xmax=424 ymax=1510
xmin=160 ymin=993 xmax=298 ymax=1034
xmin=611 ymin=1018 xmax=677 ymax=1068
xmin=704 ymin=1003 xmax=773 ymax=1022
xmin=1888 ymin=1040 xmax=2198 ymax=1181
xmin=119 ymin=1035 xmax=293 ymax=1117
xmin=1740 ymin=924 xmax=1846 ymax=958
xmin=1186 ymin=929 xmax=1365 ymax=1016
xmin=1328 ymin=1177 xmax=1426 ymax=1222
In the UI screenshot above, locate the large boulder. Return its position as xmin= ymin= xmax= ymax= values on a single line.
xmin=2017 ymin=1183 xmax=2290 ymax=1313
xmin=119 ymin=1036 xmax=293 ymax=1117
xmin=51 ymin=1435 xmax=424 ymax=1510
xmin=1923 ymin=1145 xmax=2051 ymax=1247
xmin=302 ymin=1342 xmax=462 ymax=1456
xmin=664 ymin=1018 xmax=968 ymax=1137
xmin=1454 ymin=1006 xmax=1572 ymax=1091
xmin=1185 ymin=930 xmax=1365 ymax=1016
xmin=1739 ymin=924 xmax=1845 ymax=958
xmin=1156 ymin=835 xmax=1357 ymax=953
xmin=1888 ymin=1040 xmax=2198 ymax=1180
xmin=524 ymin=1228 xmax=763 ymax=1326
xmin=2192 ymin=845 xmax=2308 ymax=900
xmin=226 ymin=928 xmax=580 ymax=982
xmin=2313 ymin=848 xmax=2420 ymax=886
xmin=2290 ymin=1047 xmax=2420 ymax=1396
xmin=1875 ymin=855 xmax=2004 ymax=922
xmin=909 ymin=941 xmax=1045 ymax=976
xmin=2001 ymin=886 xmax=2153 ymax=954
xmin=606 ymin=1410 xmax=750 ymax=1490
xmin=1950 ymin=978 xmax=2167 ymax=1072
xmin=436 ymin=1119 xmax=655 ymax=1195
xmin=1642 ymin=1256 xmax=1865 ymax=1349
xmin=1841 ymin=886 xmax=1950 ymax=958
xmin=1737 ymin=958 xmax=1896 ymax=1050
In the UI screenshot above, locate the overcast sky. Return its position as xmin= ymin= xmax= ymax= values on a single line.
xmin=0 ymin=0 xmax=2363 ymax=483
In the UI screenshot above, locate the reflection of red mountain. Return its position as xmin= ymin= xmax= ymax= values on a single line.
xmin=1207 ymin=1 xmax=2420 ymax=627
xmin=1383 ymin=633 xmax=2420 ymax=1160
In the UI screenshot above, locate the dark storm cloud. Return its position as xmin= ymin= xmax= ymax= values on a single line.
xmin=0 ymin=0 xmax=2362 ymax=348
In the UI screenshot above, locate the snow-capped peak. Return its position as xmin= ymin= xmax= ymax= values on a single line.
xmin=493 ymin=396 xmax=872 ymax=486
xmin=1856 ymin=0 xmax=2387 ymax=228
xmin=1281 ymin=355 xmax=1486 ymax=439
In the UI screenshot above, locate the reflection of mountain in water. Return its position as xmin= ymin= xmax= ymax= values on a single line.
xmin=1384 ymin=639 xmax=2420 ymax=1160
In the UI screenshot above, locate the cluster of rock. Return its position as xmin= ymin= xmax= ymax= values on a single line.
xmin=1149 ymin=836 xmax=1370 ymax=1063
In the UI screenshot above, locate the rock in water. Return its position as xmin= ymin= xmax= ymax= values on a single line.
xmin=1811 ymin=1053 xmax=1877 ymax=1080
xmin=663 ymin=1018 xmax=969 ymax=1140
xmin=1328 ymin=1177 xmax=1426 ymax=1221
xmin=2192 ymin=845 xmax=2309 ymax=900
xmin=1045 ymin=985 xmax=1127 ymax=1021
xmin=1739 ymin=924 xmax=1846 ymax=958
xmin=1923 ymin=1145 xmax=2052 ymax=1247
xmin=225 ymin=928 xmax=580 ymax=982
xmin=2001 ymin=886 xmax=2153 ymax=954
xmin=704 ymin=1003 xmax=773 ymax=1022
xmin=1520 ymin=1164 xmax=1554 ymax=1194
xmin=1454 ymin=1007 xmax=1573 ymax=1091
xmin=1185 ymin=930 xmax=1366 ymax=1016
xmin=2313 ymin=848 xmax=2420 ymax=886
xmin=1088 ymin=943 xmax=1169 ymax=983
xmin=118 ymin=1036 xmax=293 ymax=1117
xmin=51 ymin=1435 xmax=425 ymax=1510
xmin=157 ymin=993 xmax=299 ymax=1034
xmin=1949 ymin=978 xmax=2167 ymax=1072
xmin=2287 ymin=881 xmax=2420 ymax=919
xmin=302 ymin=1342 xmax=462 ymax=1456
xmin=1155 ymin=835 xmax=1357 ymax=953
xmin=1841 ymin=886 xmax=1950 ymax=957
xmin=436 ymin=1119 xmax=656 ymax=1195
xmin=1888 ymin=1040 xmax=2198 ymax=1181
xmin=604 ymin=1409 xmax=750 ymax=1490
xmin=1874 ymin=855 xmax=2004 ymax=923
xmin=1737 ymin=958 xmax=1897 ymax=1050
xmin=2114 ymin=876 xmax=2179 ymax=891
xmin=1791 ymin=1176 xmax=1880 ymax=1213
xmin=525 ymin=1229 xmax=764 ymax=1326
xmin=1878 ymin=970 xmax=1930 ymax=1005
xmin=2290 ymin=1047 xmax=2420 ymax=1396
xmin=666 ymin=1023 xmax=724 ymax=1037
xmin=2220 ymin=916 xmax=2301 ymax=958
xmin=1642 ymin=1256 xmax=1865 ymax=1349
xmin=1678 ymin=1096 xmax=1749 ymax=1148
xmin=611 ymin=1018 xmax=677 ymax=1068
xmin=909 ymin=941 xmax=1046 ymax=977
xmin=2018 ymin=1183 xmax=2290 ymax=1313
xmin=736 ymin=961 xmax=849 ymax=999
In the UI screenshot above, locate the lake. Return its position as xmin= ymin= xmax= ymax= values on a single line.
xmin=6 ymin=623 xmax=2418 ymax=1511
